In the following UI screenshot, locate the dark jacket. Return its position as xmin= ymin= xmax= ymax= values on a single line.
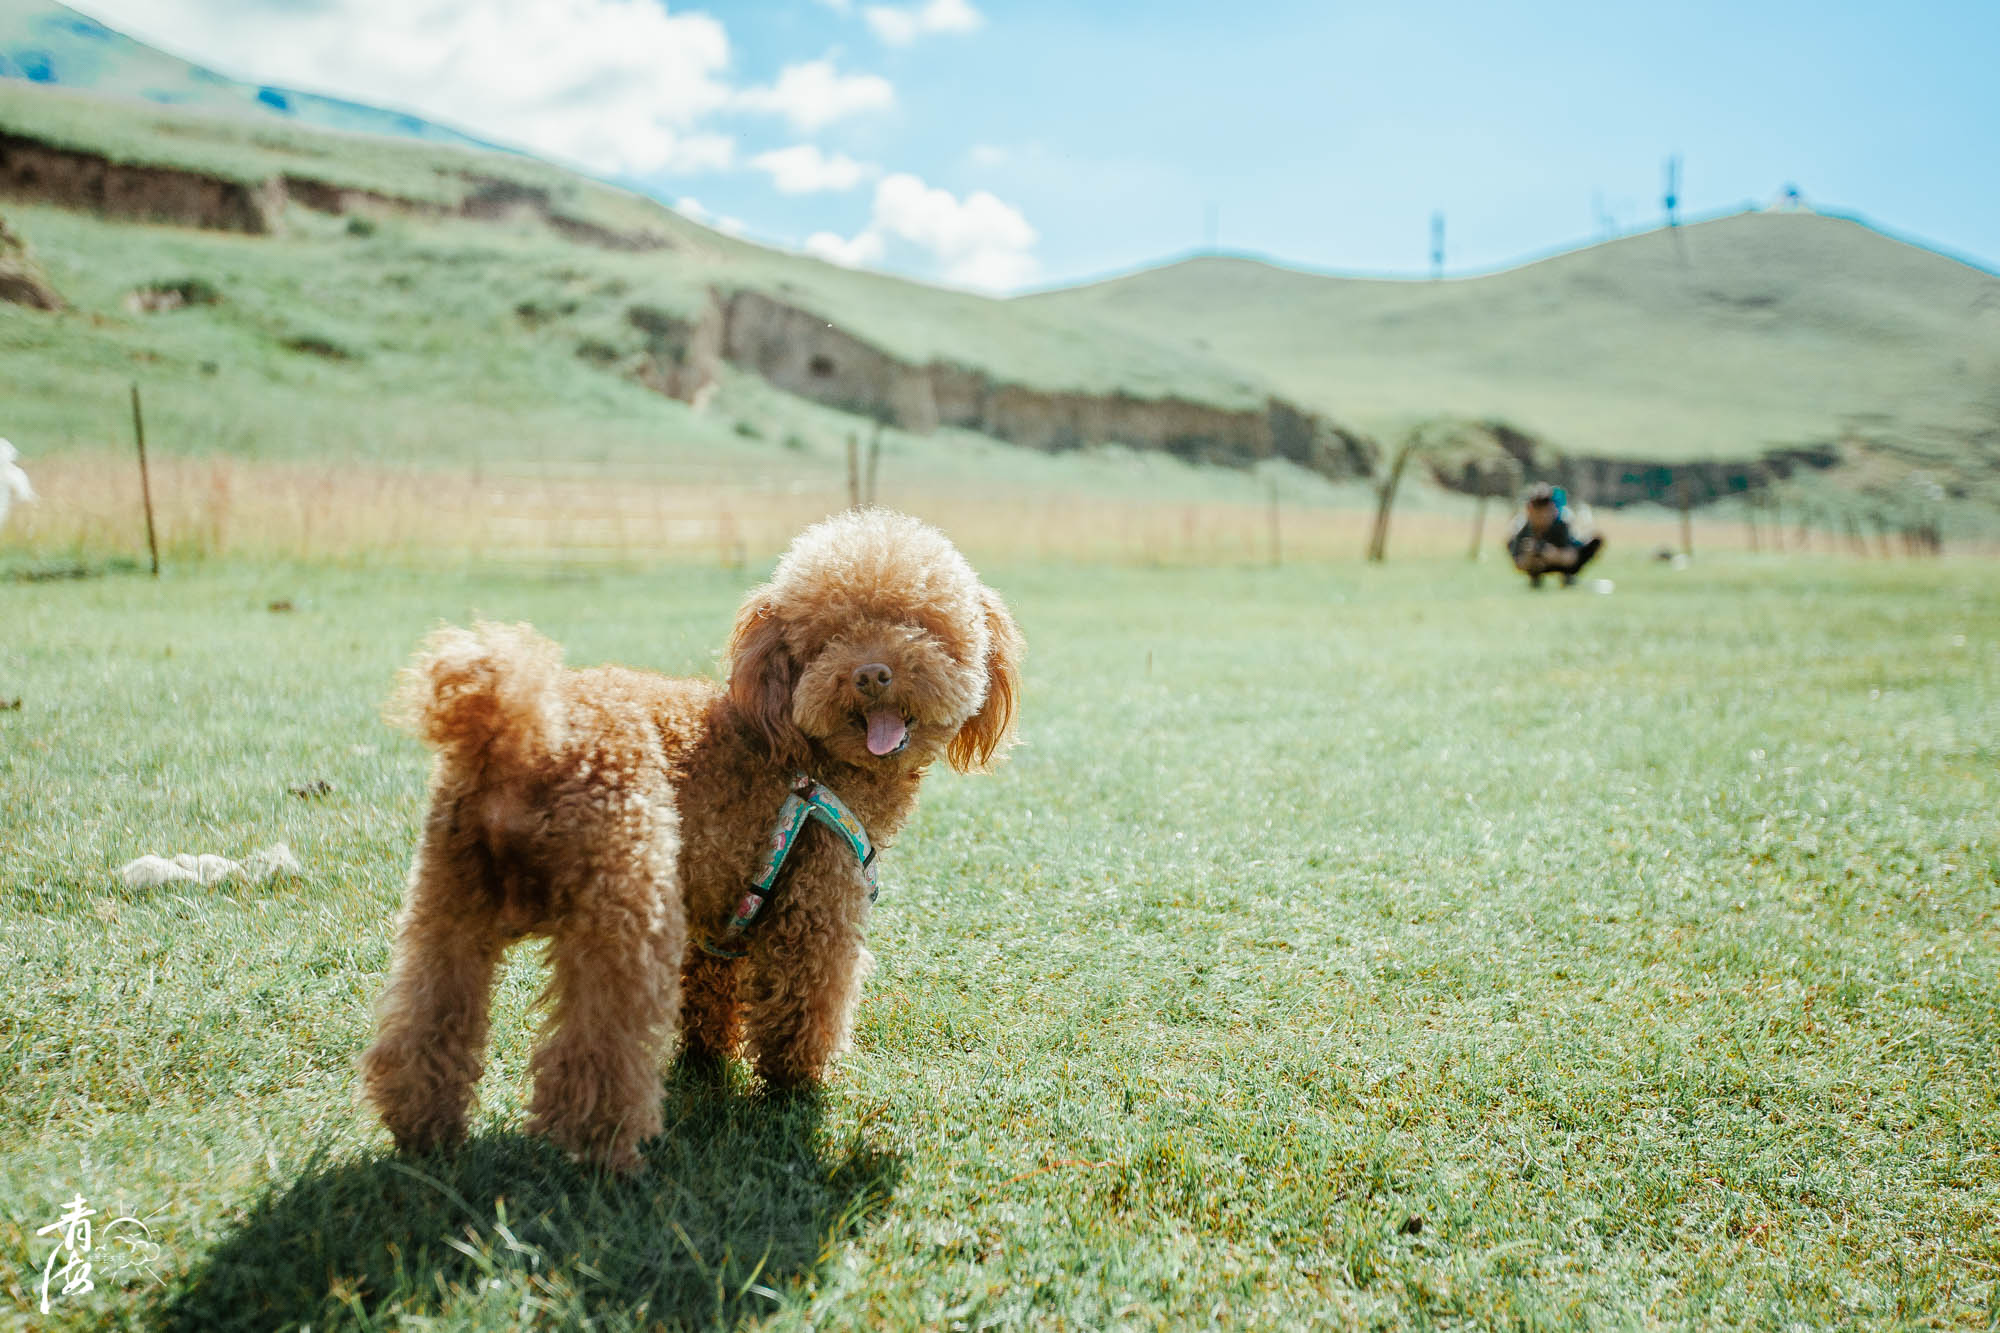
xmin=1506 ymin=513 xmax=1575 ymax=561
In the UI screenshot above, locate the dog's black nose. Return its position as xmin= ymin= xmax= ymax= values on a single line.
xmin=851 ymin=663 xmax=893 ymax=696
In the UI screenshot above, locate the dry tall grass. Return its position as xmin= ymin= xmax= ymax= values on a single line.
xmin=0 ymin=450 xmax=1935 ymax=569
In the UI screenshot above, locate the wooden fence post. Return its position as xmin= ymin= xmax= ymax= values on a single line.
xmin=130 ymin=383 xmax=160 ymax=577
xmin=1267 ymin=480 xmax=1281 ymax=567
xmin=864 ymin=419 xmax=883 ymax=506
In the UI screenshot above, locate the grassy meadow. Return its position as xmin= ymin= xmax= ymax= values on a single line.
xmin=2 ymin=36 xmax=1996 ymax=1333
xmin=2 ymin=549 xmax=1995 ymax=1329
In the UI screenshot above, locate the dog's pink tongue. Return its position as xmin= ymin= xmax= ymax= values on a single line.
xmin=865 ymin=709 xmax=907 ymax=756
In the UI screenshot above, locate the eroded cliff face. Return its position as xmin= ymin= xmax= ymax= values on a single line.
xmin=1 ymin=132 xmax=283 ymax=232
xmin=635 ymin=288 xmax=1845 ymax=502
xmin=639 ymin=288 xmax=1378 ymax=478
xmin=0 ymin=131 xmax=672 ymax=250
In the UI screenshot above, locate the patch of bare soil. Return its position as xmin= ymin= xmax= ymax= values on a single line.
xmin=0 ymin=210 xmax=60 ymax=309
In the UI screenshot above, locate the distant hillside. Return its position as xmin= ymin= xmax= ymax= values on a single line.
xmin=0 ymin=0 xmax=500 ymax=153
xmin=1036 ymin=217 xmax=2000 ymax=516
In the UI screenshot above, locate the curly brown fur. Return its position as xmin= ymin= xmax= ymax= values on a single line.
xmin=360 ymin=509 xmax=1023 ymax=1170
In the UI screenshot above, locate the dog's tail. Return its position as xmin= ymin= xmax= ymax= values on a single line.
xmin=387 ymin=621 xmax=567 ymax=771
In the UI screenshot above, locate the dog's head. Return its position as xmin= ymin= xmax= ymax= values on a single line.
xmin=726 ymin=509 xmax=1023 ymax=774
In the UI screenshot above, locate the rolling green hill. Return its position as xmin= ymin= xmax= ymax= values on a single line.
xmin=1037 ymin=216 xmax=2000 ymax=463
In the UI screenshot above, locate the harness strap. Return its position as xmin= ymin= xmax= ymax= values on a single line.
xmin=700 ymin=774 xmax=879 ymax=959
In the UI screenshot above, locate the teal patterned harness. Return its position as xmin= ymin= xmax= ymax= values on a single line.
xmin=699 ymin=774 xmax=879 ymax=959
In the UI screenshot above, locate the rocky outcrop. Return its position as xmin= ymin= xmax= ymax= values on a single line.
xmin=1428 ymin=418 xmax=1842 ymax=507
xmin=628 ymin=299 xmax=723 ymax=402
xmin=0 ymin=130 xmax=671 ymax=251
xmin=700 ymin=288 xmax=1376 ymax=477
xmin=450 ymin=175 xmax=672 ymax=251
xmin=280 ymin=170 xmax=672 ymax=249
xmin=0 ymin=210 xmax=60 ymax=309
xmin=280 ymin=173 xmax=441 ymax=221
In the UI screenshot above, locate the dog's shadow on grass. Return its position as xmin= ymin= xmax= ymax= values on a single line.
xmin=158 ymin=1068 xmax=902 ymax=1331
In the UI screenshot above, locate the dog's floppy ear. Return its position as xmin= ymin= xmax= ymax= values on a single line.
xmin=948 ymin=586 xmax=1024 ymax=774
xmin=727 ymin=597 xmax=808 ymax=768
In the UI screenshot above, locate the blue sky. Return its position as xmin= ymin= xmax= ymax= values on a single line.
xmin=71 ymin=0 xmax=2000 ymax=291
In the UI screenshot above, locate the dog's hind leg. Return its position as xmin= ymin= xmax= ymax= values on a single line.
xmin=361 ymin=827 xmax=508 ymax=1156
xmin=525 ymin=805 xmax=684 ymax=1171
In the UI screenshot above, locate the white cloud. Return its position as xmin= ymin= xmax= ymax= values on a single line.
xmin=674 ymin=196 xmax=747 ymax=237
xmin=68 ymin=0 xmax=738 ymax=176
xmin=863 ymin=0 xmax=982 ymax=45
xmin=63 ymin=1 xmax=1019 ymax=285
xmin=804 ymin=172 xmax=1037 ymax=291
xmin=805 ymin=229 xmax=887 ymax=268
xmin=874 ymin=172 xmax=1037 ymax=288
xmin=735 ymin=59 xmax=894 ymax=132
xmin=749 ymin=144 xmax=878 ymax=194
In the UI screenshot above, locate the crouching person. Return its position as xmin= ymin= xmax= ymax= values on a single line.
xmin=1506 ymin=482 xmax=1604 ymax=587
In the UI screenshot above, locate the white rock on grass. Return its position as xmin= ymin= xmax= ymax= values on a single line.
xmin=119 ymin=843 xmax=301 ymax=890
xmin=243 ymin=842 xmax=302 ymax=879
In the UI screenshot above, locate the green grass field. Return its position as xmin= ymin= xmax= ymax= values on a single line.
xmin=3 ymin=551 xmax=1995 ymax=1329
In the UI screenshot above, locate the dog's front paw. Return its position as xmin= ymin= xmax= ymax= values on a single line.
xmin=527 ymin=1111 xmax=649 ymax=1174
xmin=381 ymin=1112 xmax=468 ymax=1158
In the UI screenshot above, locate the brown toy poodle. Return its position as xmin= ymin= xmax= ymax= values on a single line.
xmin=359 ymin=509 xmax=1023 ymax=1170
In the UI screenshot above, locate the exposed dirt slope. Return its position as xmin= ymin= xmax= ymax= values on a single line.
xmin=0 ymin=130 xmax=672 ymax=248
xmin=629 ymin=289 xmax=1374 ymax=475
xmin=0 ymin=206 xmax=57 ymax=306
